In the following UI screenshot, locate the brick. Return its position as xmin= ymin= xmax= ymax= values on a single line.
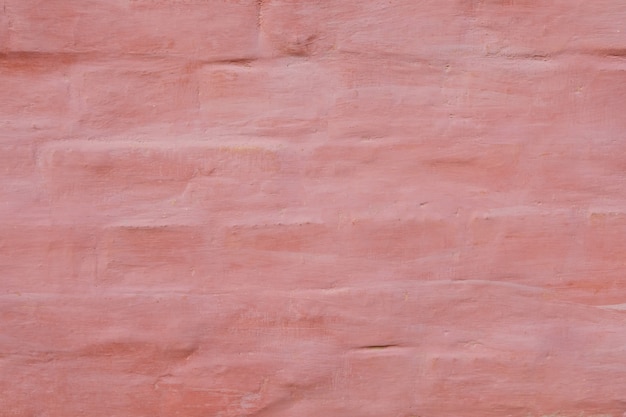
xmin=2 ymin=285 xmax=626 ymax=415
xmin=0 ymin=357 xmax=160 ymax=417
xmin=464 ymin=208 xmax=585 ymax=286
xmin=5 ymin=0 xmax=88 ymax=53
xmin=258 ymin=0 xmax=335 ymax=57
xmin=0 ymin=7 xmax=8 ymax=52
xmin=573 ymin=0 xmax=626 ymax=52
xmin=0 ymin=53 xmax=72 ymax=135
xmin=339 ymin=349 xmax=419 ymax=416
xmin=348 ymin=219 xmax=459 ymax=261
xmin=96 ymin=225 xmax=212 ymax=288
xmin=0 ymin=140 xmax=46 ymax=222
xmin=327 ymin=76 xmax=446 ymax=140
xmin=585 ymin=211 xmax=626 ymax=263
xmin=518 ymin=63 xmax=626 ymax=204
xmin=328 ymin=58 xmax=512 ymax=141
xmin=158 ymin=387 xmax=251 ymax=417
xmin=6 ymin=0 xmax=259 ymax=60
xmin=156 ymin=358 xmax=299 ymax=417
xmin=198 ymin=59 xmax=339 ymax=137
xmin=259 ymin=0 xmax=474 ymax=58
xmin=569 ymin=63 xmax=626 ymax=134
xmin=0 ymin=174 xmax=52 ymax=226
xmin=36 ymin=141 xmax=203 ymax=220
xmin=305 ymin=140 xmax=522 ymax=195
xmin=216 ymin=248 xmax=401 ymax=290
xmin=0 ymin=294 xmax=223 ymax=356
xmin=181 ymin=176 xmax=289 ymax=217
xmin=38 ymin=140 xmax=277 ymax=187
xmin=36 ymin=140 xmax=282 ymax=222
xmin=71 ymin=59 xmax=199 ymax=132
xmin=0 ymin=226 xmax=97 ymax=293
xmin=0 ymin=142 xmax=37 ymax=177
xmin=326 ymin=56 xmax=570 ymax=140
xmin=461 ymin=207 xmax=626 ymax=304
xmin=521 ymin=142 xmax=626 ymax=206
xmin=223 ymin=217 xmax=458 ymax=262
xmin=469 ymin=0 xmax=574 ymax=56
xmin=472 ymin=0 xmax=626 ymax=56
xmin=260 ymin=1 xmax=626 ymax=59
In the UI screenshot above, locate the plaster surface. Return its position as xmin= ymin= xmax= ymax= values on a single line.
xmin=2 ymin=1 xmax=626 ymax=416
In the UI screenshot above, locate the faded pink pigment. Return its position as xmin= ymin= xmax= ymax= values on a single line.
xmin=2 ymin=1 xmax=626 ymax=416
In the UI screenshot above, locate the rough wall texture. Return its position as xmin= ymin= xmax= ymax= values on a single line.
xmin=2 ymin=1 xmax=626 ymax=416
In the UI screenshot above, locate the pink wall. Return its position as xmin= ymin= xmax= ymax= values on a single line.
xmin=2 ymin=1 xmax=626 ymax=416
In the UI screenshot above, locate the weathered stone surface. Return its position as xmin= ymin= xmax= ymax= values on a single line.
xmin=2 ymin=1 xmax=626 ymax=416
xmin=198 ymin=58 xmax=339 ymax=137
xmin=0 ymin=54 xmax=73 ymax=136
xmin=6 ymin=0 xmax=260 ymax=59
xmin=259 ymin=0 xmax=626 ymax=58
xmin=3 ymin=284 xmax=626 ymax=416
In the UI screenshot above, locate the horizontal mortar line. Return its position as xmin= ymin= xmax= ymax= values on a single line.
xmin=2 ymin=43 xmax=626 ymax=67
xmin=337 ymin=46 xmax=626 ymax=66
xmin=1 ymin=281 xmax=619 ymax=306
xmin=35 ymin=139 xmax=286 ymax=150
xmin=0 ymin=280 xmax=551 ymax=299
xmin=0 ymin=50 xmax=318 ymax=68
xmin=0 ymin=50 xmax=260 ymax=63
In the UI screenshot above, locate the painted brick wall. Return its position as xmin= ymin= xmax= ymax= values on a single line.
xmin=2 ymin=1 xmax=626 ymax=416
